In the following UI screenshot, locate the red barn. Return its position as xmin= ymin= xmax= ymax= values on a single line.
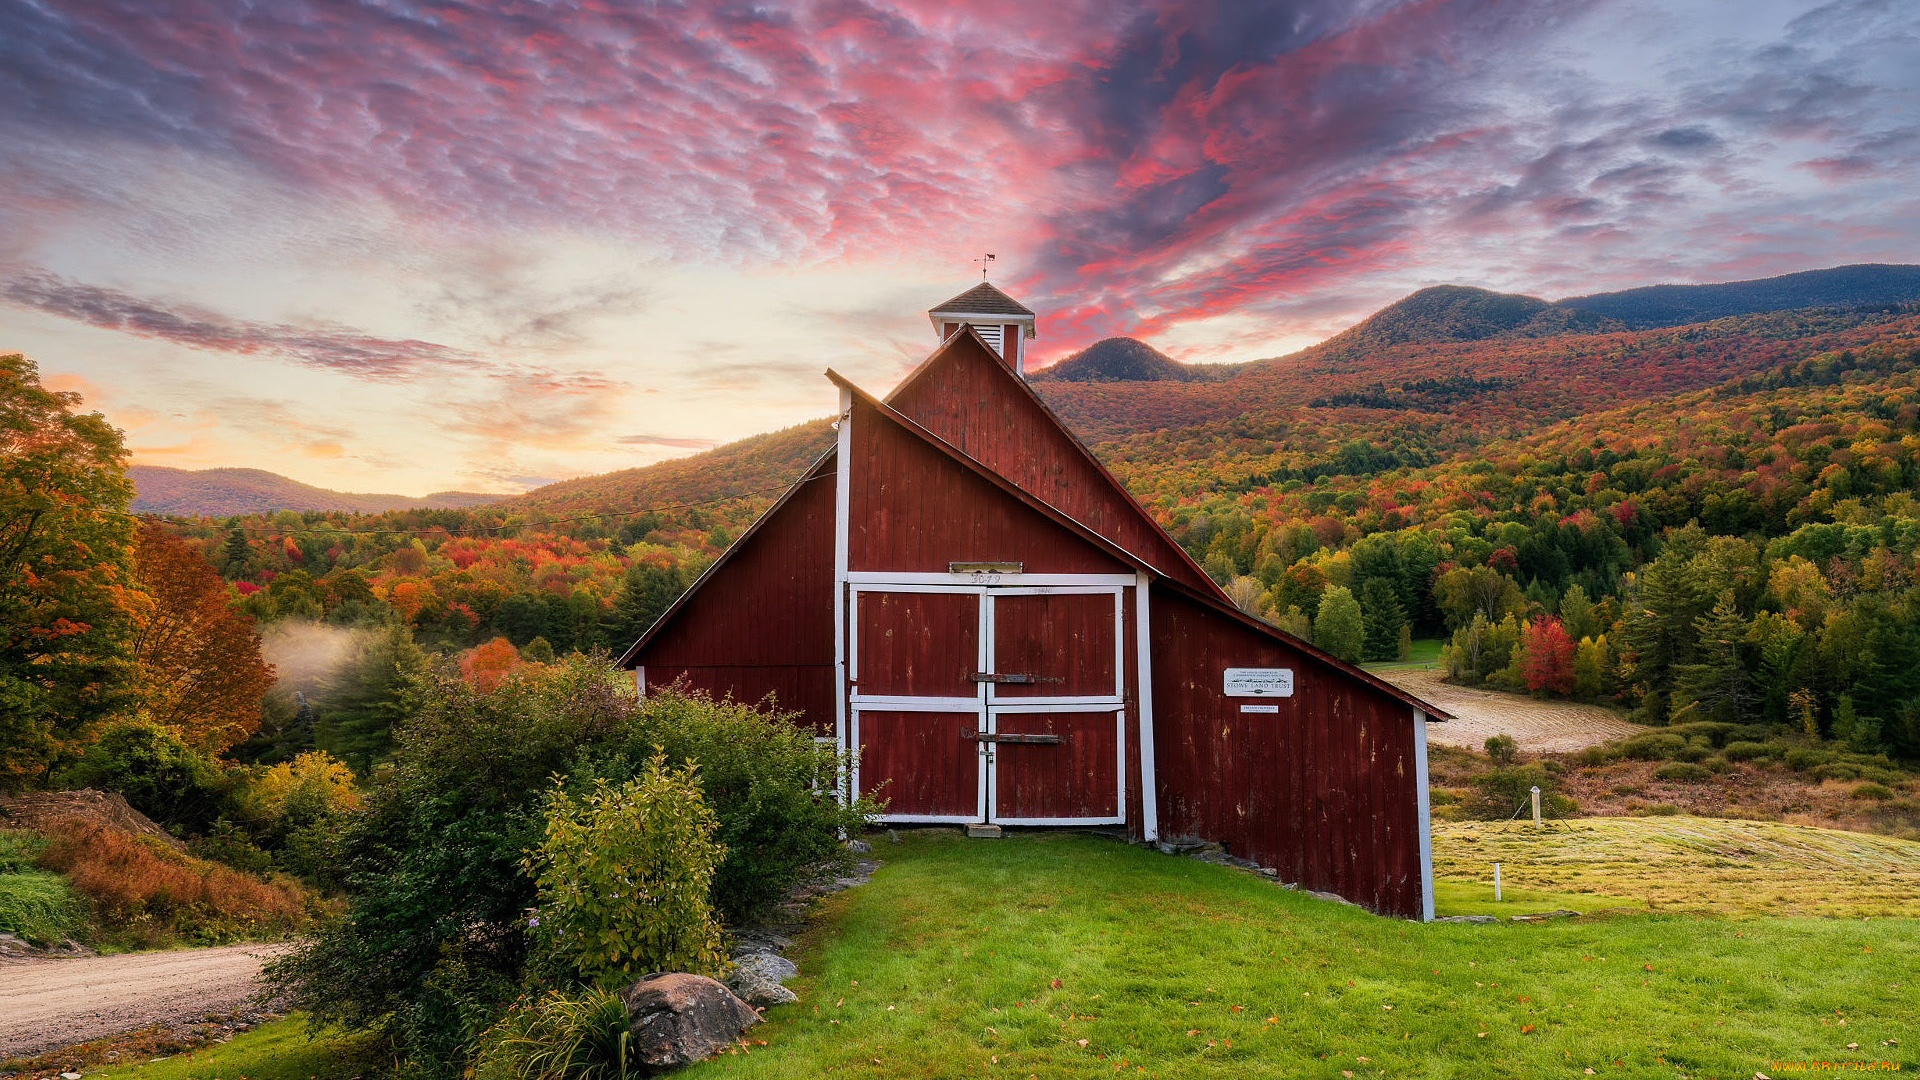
xmin=619 ymin=284 xmax=1450 ymax=919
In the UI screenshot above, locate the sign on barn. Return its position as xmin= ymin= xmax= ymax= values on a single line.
xmin=620 ymin=283 xmax=1450 ymax=919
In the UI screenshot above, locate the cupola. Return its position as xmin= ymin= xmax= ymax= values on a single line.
xmin=928 ymin=282 xmax=1037 ymax=374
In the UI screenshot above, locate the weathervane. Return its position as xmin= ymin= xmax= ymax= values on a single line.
xmin=973 ymin=253 xmax=996 ymax=281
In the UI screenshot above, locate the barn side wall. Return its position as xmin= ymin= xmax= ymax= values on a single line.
xmin=632 ymin=468 xmax=837 ymax=734
xmin=885 ymin=337 xmax=1215 ymax=592
xmin=1149 ymin=587 xmax=1426 ymax=918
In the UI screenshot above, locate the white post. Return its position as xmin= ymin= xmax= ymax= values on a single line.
xmin=1135 ymin=573 xmax=1160 ymax=843
xmin=1531 ymin=785 xmax=1542 ymax=827
xmin=1412 ymin=708 xmax=1434 ymax=922
xmin=1494 ymin=862 xmax=1503 ymax=902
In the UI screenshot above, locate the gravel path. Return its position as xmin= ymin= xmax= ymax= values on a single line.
xmin=1380 ymin=668 xmax=1648 ymax=753
xmin=0 ymin=943 xmax=288 ymax=1060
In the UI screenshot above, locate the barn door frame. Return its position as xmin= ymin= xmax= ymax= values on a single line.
xmin=982 ymin=585 xmax=1127 ymax=827
xmin=846 ymin=582 xmax=989 ymax=823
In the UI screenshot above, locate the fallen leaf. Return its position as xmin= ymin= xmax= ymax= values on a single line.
xmin=1265 ymin=1017 xmax=1278 ymax=1024
xmin=1643 ymin=964 xmax=1654 ymax=972
xmin=1230 ymin=1005 xmax=1243 ymax=1012
xmin=1522 ymin=1025 xmax=1536 ymax=1035
xmin=1477 ymin=1032 xmax=1488 ymax=1038
xmin=1050 ymin=978 xmax=1063 ymax=989
xmin=1585 ymin=1070 xmax=1596 ymax=1075
xmin=1342 ymin=1073 xmax=1353 ymax=1078
xmin=1357 ymin=1056 xmax=1370 ymax=1063
xmin=1382 ymin=1005 xmax=1394 ymax=1011
xmin=1188 ymin=1030 xmax=1200 ymax=1037
xmin=1847 ymin=1043 xmax=1859 ymax=1050
xmin=1077 ymin=1039 xmax=1088 ymax=1047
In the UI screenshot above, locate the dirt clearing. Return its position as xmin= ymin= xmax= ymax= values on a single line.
xmin=0 ymin=943 xmax=287 ymax=1060
xmin=1380 ymin=667 xmax=1646 ymax=752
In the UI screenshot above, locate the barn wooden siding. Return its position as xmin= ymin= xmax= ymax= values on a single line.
xmin=1150 ymin=587 xmax=1425 ymax=919
xmin=633 ymin=457 xmax=838 ymax=734
xmin=846 ymin=396 xmax=1134 ymax=576
xmin=885 ymin=335 xmax=1216 ymax=593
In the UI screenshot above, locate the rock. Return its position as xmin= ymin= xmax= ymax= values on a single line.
xmin=725 ymin=952 xmax=800 ymax=1006
xmin=622 ymin=973 xmax=761 ymax=1068
xmin=1433 ymin=915 xmax=1501 ymax=924
xmin=1305 ymin=889 xmax=1359 ymax=907
xmin=62 ymin=1072 xmax=83 ymax=1079
xmin=1155 ymin=837 xmax=1219 ymax=856
xmin=886 ymin=829 xmax=901 ymax=844
xmin=1510 ymin=909 xmax=1581 ymax=922
xmin=845 ymin=838 xmax=872 ymax=854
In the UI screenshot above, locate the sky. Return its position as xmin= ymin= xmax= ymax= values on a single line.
xmin=3 ymin=0 xmax=1916 ymax=496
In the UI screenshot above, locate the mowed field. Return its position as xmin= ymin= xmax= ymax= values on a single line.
xmin=1379 ymin=668 xmax=1648 ymax=753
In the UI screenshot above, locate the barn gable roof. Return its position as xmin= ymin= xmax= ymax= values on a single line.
xmin=615 ymin=447 xmax=836 ymax=669
xmin=885 ymin=326 xmax=1223 ymax=596
xmin=828 ymin=371 xmax=1161 ymax=578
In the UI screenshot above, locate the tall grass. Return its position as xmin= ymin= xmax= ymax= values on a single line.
xmin=34 ymin=816 xmax=313 ymax=947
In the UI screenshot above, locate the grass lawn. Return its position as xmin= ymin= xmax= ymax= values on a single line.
xmin=108 ymin=827 xmax=1917 ymax=1080
xmin=1362 ymin=638 xmax=1443 ymax=671
xmin=73 ymin=1017 xmax=375 ymax=1080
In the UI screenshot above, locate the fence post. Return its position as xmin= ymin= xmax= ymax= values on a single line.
xmin=1531 ymin=785 xmax=1542 ymax=827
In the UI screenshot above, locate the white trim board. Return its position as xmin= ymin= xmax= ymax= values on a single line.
xmin=1413 ymin=707 xmax=1435 ymax=923
xmin=1135 ymin=573 xmax=1159 ymax=842
xmin=846 ymin=571 xmax=1137 ymax=588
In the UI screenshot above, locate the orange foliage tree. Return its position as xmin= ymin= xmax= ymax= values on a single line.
xmin=460 ymin=635 xmax=523 ymax=691
xmin=1520 ymin=617 xmax=1576 ymax=697
xmin=129 ymin=521 xmax=274 ymax=751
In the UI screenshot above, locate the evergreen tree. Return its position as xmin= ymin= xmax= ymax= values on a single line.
xmin=1673 ymin=591 xmax=1755 ymax=723
xmin=605 ymin=560 xmax=688 ymax=649
xmin=316 ymin=623 xmax=428 ymax=773
xmin=221 ymin=528 xmax=253 ymax=576
xmin=1357 ymin=577 xmax=1407 ymax=662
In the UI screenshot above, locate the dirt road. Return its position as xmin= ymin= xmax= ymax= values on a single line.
xmin=0 ymin=943 xmax=288 ymax=1060
xmin=1379 ymin=667 xmax=1647 ymax=753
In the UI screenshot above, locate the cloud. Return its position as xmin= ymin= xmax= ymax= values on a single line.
xmin=1 ymin=272 xmax=480 ymax=379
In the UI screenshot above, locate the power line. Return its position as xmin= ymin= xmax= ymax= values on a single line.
xmin=75 ymin=472 xmax=830 ymax=541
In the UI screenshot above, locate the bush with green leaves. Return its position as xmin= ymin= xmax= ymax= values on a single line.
xmin=267 ymin=658 xmax=870 ymax=1075
xmin=596 ymin=690 xmax=878 ymax=922
xmin=1483 ymin=734 xmax=1517 ymax=766
xmin=1653 ymin=761 xmax=1715 ymax=782
xmin=57 ymin=721 xmax=236 ymax=835
xmin=1464 ymin=764 xmax=1576 ymax=820
xmin=525 ymin=764 xmax=727 ymax=987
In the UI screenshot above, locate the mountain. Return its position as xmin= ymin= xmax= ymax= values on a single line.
xmin=1297 ymin=285 xmax=1623 ymax=366
xmin=1554 ymin=263 xmax=1920 ymax=328
xmin=129 ymin=466 xmax=508 ymax=516
xmin=1030 ymin=337 xmax=1242 ymax=382
xmin=499 ymin=418 xmax=837 ymax=516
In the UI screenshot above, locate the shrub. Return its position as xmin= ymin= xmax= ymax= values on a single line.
xmin=1852 ymin=782 xmax=1896 ymax=801
xmin=1428 ymin=789 xmax=1458 ymax=806
xmin=1631 ymin=803 xmax=1682 ymax=816
xmin=1721 ymin=741 xmax=1776 ymax=762
xmin=1483 ymin=735 xmax=1517 ymax=766
xmin=35 ymin=816 xmax=309 ymax=946
xmin=186 ymin=821 xmax=275 ymax=876
xmin=0 ymin=828 xmax=46 ymax=873
xmin=525 ymin=764 xmax=727 ymax=987
xmin=1783 ymin=748 xmax=1836 ymax=772
xmin=57 ymin=722 xmax=236 ymax=835
xmin=1619 ymin=733 xmax=1688 ymax=761
xmin=1575 ymin=745 xmax=1618 ymax=767
xmin=1465 ymin=764 xmax=1576 ymax=820
xmin=1654 ymin=762 xmax=1714 ymax=782
xmin=475 ymin=988 xmax=634 ymax=1080
xmin=601 ymin=690 xmax=879 ymax=922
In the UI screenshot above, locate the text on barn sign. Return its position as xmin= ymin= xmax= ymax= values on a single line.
xmin=1223 ymin=668 xmax=1295 ymax=697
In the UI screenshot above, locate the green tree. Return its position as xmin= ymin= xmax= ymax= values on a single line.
xmin=603 ymin=557 xmax=687 ymax=649
xmin=1673 ymin=591 xmax=1755 ymax=724
xmin=1357 ymin=577 xmax=1407 ymax=662
xmin=1 ymin=354 xmax=138 ymax=790
xmin=1312 ymin=585 xmax=1364 ymax=664
xmin=316 ymin=623 xmax=428 ymax=772
xmin=220 ymin=528 xmax=253 ymax=577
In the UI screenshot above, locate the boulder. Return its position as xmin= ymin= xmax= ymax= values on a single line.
xmin=621 ymin=973 xmax=761 ymax=1068
xmin=725 ymin=952 xmax=800 ymax=1006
